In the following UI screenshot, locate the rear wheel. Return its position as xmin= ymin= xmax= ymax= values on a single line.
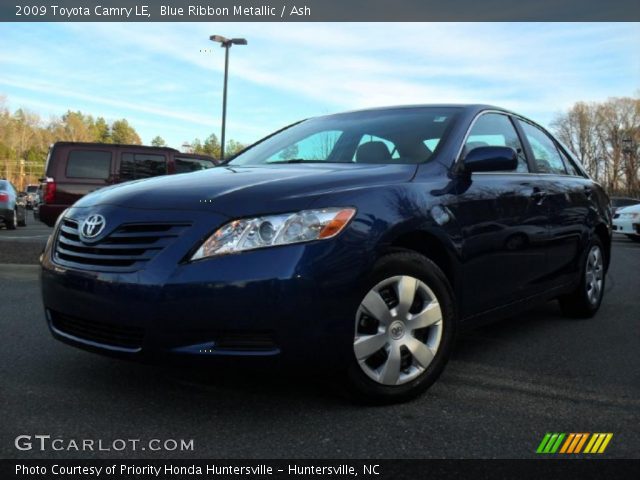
xmin=18 ymin=209 xmax=27 ymax=227
xmin=6 ymin=209 xmax=17 ymax=230
xmin=347 ymin=251 xmax=456 ymax=404
xmin=558 ymin=237 xmax=605 ymax=318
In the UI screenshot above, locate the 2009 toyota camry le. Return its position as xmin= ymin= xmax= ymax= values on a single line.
xmin=41 ymin=105 xmax=611 ymax=403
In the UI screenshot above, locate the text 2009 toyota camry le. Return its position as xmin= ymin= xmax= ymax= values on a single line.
xmin=41 ymin=105 xmax=611 ymax=402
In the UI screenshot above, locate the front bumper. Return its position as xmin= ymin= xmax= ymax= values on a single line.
xmin=41 ymin=205 xmax=371 ymax=367
xmin=612 ymin=217 xmax=640 ymax=236
xmin=0 ymin=207 xmax=12 ymax=222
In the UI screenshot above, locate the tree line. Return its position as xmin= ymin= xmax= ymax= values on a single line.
xmin=0 ymin=96 xmax=142 ymax=189
xmin=0 ymin=95 xmax=245 ymax=189
xmin=551 ymin=96 xmax=639 ymax=197
xmin=2 ymin=93 xmax=637 ymax=197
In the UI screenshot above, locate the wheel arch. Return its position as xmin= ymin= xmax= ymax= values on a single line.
xmin=386 ymin=230 xmax=457 ymax=290
xmin=594 ymin=222 xmax=611 ymax=272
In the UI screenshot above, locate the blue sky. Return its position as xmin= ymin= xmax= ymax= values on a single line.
xmin=0 ymin=23 xmax=638 ymax=149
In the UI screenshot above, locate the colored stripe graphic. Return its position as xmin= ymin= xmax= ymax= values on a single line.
xmin=574 ymin=433 xmax=589 ymax=453
xmin=537 ymin=433 xmax=613 ymax=454
xmin=536 ymin=433 xmax=565 ymax=454
xmin=536 ymin=433 xmax=552 ymax=453
xmin=584 ymin=433 xmax=614 ymax=454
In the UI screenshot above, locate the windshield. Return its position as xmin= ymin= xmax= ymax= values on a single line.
xmin=228 ymin=107 xmax=460 ymax=166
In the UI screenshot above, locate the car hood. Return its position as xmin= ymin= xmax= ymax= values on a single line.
xmin=74 ymin=163 xmax=417 ymax=218
xmin=616 ymin=204 xmax=640 ymax=214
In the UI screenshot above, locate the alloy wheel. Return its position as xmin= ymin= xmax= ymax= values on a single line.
xmin=354 ymin=275 xmax=443 ymax=386
xmin=585 ymin=245 xmax=604 ymax=305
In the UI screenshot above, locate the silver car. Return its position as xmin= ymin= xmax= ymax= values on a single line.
xmin=0 ymin=179 xmax=27 ymax=229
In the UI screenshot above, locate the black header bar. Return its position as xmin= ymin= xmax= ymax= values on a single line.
xmin=3 ymin=0 xmax=640 ymax=22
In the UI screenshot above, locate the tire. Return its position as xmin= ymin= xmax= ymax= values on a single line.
xmin=558 ymin=237 xmax=606 ymax=318
xmin=625 ymin=234 xmax=640 ymax=243
xmin=346 ymin=251 xmax=457 ymax=404
xmin=18 ymin=211 xmax=27 ymax=227
xmin=6 ymin=209 xmax=17 ymax=230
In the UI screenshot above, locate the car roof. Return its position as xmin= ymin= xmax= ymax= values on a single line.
xmin=320 ymin=104 xmax=512 ymax=117
xmin=177 ymin=152 xmax=216 ymax=160
xmin=51 ymin=141 xmax=180 ymax=152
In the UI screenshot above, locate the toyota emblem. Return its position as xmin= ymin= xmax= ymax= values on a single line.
xmin=80 ymin=214 xmax=106 ymax=240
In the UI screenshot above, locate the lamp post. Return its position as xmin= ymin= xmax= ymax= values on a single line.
xmin=210 ymin=35 xmax=247 ymax=161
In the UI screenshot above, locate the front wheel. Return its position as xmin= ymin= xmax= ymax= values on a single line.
xmin=558 ymin=237 xmax=606 ymax=318
xmin=347 ymin=251 xmax=457 ymax=404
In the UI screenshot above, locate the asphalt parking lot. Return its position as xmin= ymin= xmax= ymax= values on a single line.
xmin=0 ymin=221 xmax=638 ymax=459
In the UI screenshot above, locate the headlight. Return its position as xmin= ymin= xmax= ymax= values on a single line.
xmin=190 ymin=207 xmax=356 ymax=260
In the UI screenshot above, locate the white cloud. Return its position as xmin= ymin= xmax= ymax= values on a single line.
xmin=1 ymin=22 xmax=638 ymax=146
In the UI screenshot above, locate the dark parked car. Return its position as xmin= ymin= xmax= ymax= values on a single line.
xmin=33 ymin=185 xmax=43 ymax=220
xmin=38 ymin=142 xmax=217 ymax=227
xmin=40 ymin=105 xmax=611 ymax=402
xmin=0 ymin=179 xmax=27 ymax=229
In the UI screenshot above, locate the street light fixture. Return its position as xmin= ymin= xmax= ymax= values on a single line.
xmin=210 ymin=34 xmax=247 ymax=160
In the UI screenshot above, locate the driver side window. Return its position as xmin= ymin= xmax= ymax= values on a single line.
xmin=465 ymin=113 xmax=528 ymax=173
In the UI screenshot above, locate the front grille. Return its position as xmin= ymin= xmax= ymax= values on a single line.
xmin=50 ymin=310 xmax=144 ymax=351
xmin=53 ymin=218 xmax=189 ymax=272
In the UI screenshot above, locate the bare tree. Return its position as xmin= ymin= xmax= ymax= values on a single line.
xmin=552 ymin=96 xmax=640 ymax=197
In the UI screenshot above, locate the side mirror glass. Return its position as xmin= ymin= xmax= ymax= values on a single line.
xmin=463 ymin=146 xmax=518 ymax=173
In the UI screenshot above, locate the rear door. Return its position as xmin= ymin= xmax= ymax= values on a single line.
xmin=56 ymin=146 xmax=115 ymax=206
xmin=515 ymin=119 xmax=591 ymax=287
xmin=447 ymin=112 xmax=550 ymax=316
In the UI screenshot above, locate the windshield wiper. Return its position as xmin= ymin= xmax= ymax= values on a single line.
xmin=267 ymin=159 xmax=330 ymax=164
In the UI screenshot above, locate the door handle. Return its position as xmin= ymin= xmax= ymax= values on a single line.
xmin=583 ymin=186 xmax=593 ymax=198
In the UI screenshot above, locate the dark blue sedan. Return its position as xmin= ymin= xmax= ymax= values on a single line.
xmin=41 ymin=105 xmax=611 ymax=402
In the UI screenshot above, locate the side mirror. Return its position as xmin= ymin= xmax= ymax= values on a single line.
xmin=463 ymin=146 xmax=517 ymax=173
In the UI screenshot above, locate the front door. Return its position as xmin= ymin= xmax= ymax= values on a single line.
xmin=447 ymin=112 xmax=549 ymax=317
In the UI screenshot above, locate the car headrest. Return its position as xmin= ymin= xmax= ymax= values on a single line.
xmin=356 ymin=141 xmax=392 ymax=164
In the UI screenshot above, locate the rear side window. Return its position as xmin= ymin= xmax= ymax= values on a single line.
xmin=120 ymin=153 xmax=167 ymax=181
xmin=66 ymin=150 xmax=112 ymax=179
xmin=175 ymin=157 xmax=215 ymax=173
xmin=465 ymin=113 xmax=528 ymax=172
xmin=517 ymin=121 xmax=567 ymax=175
xmin=558 ymin=147 xmax=582 ymax=176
